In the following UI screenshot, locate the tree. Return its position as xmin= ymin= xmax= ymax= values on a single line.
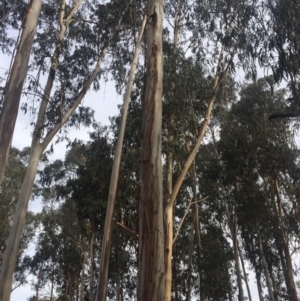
xmin=0 ymin=0 xmax=131 ymax=298
xmin=96 ymin=12 xmax=146 ymax=301
xmin=138 ymin=1 xmax=165 ymax=301
xmin=0 ymin=0 xmax=42 ymax=184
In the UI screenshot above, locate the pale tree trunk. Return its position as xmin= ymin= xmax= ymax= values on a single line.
xmin=257 ymin=230 xmax=275 ymax=301
xmin=273 ymin=178 xmax=298 ymax=301
xmin=0 ymin=1 xmax=127 ymax=297
xmin=138 ymin=1 xmax=165 ymax=300
xmin=0 ymin=1 xmax=82 ymax=298
xmin=238 ymin=244 xmax=252 ymax=301
xmin=0 ymin=0 xmax=42 ymax=185
xmin=164 ymin=17 xmax=238 ymax=301
xmin=95 ymin=13 xmax=146 ymax=301
xmin=187 ymin=161 xmax=199 ymax=301
xmin=164 ymin=0 xmax=181 ymax=298
xmin=191 ymin=162 xmax=205 ymax=301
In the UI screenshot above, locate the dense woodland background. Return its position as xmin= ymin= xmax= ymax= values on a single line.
xmin=0 ymin=0 xmax=300 ymax=301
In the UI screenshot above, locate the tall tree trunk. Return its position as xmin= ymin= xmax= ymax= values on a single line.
xmin=273 ymin=179 xmax=298 ymax=301
xmin=138 ymin=1 xmax=165 ymax=300
xmin=191 ymin=162 xmax=205 ymax=301
xmin=96 ymin=13 xmax=146 ymax=301
xmin=164 ymin=0 xmax=180 ymax=296
xmin=238 ymin=244 xmax=252 ymax=301
xmin=0 ymin=1 xmax=81 ymax=298
xmin=0 ymin=2 xmax=127 ymax=298
xmin=0 ymin=0 xmax=42 ymax=185
xmin=257 ymin=230 xmax=275 ymax=301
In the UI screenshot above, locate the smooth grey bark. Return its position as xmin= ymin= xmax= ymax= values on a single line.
xmin=0 ymin=0 xmax=42 ymax=185
xmin=138 ymin=1 xmax=165 ymax=300
xmin=95 ymin=13 xmax=146 ymax=301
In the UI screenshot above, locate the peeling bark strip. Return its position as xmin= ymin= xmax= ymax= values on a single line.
xmin=0 ymin=0 xmax=42 ymax=186
xmin=138 ymin=1 xmax=165 ymax=301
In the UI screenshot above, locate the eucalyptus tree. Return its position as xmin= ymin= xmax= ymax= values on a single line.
xmin=0 ymin=0 xmax=42 ymax=184
xmin=258 ymin=0 xmax=300 ymax=118
xmin=218 ymin=77 xmax=300 ymax=301
xmin=0 ymin=148 xmax=40 ymax=292
xmin=162 ymin=2 xmax=262 ymax=298
xmin=0 ymin=0 xmax=133 ymax=298
xmin=96 ymin=12 xmax=147 ymax=300
xmin=138 ymin=0 xmax=165 ymax=300
xmin=32 ymin=125 xmax=139 ymax=300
